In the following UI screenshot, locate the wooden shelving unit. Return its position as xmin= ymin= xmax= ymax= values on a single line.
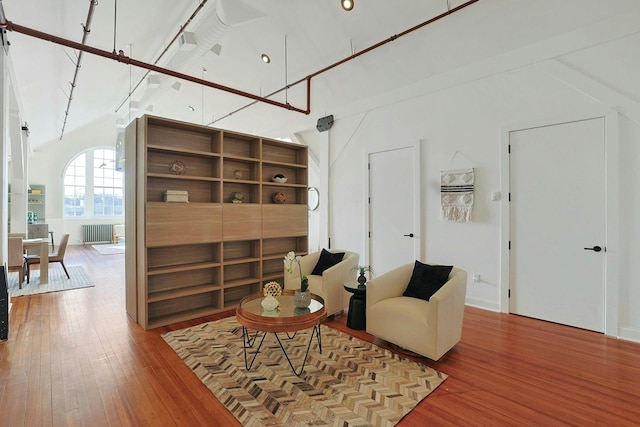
xmin=125 ymin=115 xmax=308 ymax=330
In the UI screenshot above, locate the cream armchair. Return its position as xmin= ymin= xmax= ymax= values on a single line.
xmin=366 ymin=262 xmax=467 ymax=360
xmin=284 ymin=249 xmax=359 ymax=316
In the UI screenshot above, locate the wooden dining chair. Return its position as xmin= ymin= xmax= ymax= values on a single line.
xmin=26 ymin=234 xmax=70 ymax=283
xmin=8 ymin=236 xmax=26 ymax=288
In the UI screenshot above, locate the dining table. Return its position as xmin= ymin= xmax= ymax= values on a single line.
xmin=22 ymin=238 xmax=49 ymax=284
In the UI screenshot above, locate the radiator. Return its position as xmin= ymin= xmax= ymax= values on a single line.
xmin=82 ymin=224 xmax=114 ymax=244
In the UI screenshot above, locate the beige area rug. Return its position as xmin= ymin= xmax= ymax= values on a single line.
xmin=7 ymin=265 xmax=95 ymax=297
xmin=91 ymin=243 xmax=125 ymax=255
xmin=162 ymin=317 xmax=447 ymax=427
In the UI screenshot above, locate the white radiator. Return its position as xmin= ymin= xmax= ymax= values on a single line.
xmin=82 ymin=224 xmax=114 ymax=244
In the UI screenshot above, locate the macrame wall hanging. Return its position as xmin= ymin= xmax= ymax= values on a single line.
xmin=440 ymin=168 xmax=474 ymax=222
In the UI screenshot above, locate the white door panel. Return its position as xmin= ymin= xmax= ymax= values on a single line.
xmin=369 ymin=147 xmax=418 ymax=275
xmin=510 ymin=118 xmax=605 ymax=332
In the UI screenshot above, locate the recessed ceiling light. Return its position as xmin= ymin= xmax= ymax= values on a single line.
xmin=188 ymin=106 xmax=195 ymax=112
xmin=261 ymin=53 xmax=271 ymax=63
xmin=341 ymin=0 xmax=354 ymax=11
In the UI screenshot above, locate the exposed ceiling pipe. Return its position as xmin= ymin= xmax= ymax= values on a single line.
xmin=210 ymin=0 xmax=479 ymax=125
xmin=60 ymin=0 xmax=97 ymax=140
xmin=0 ymin=18 xmax=310 ymax=114
xmin=113 ymin=0 xmax=209 ymax=114
xmin=0 ymin=0 xmax=478 ymax=123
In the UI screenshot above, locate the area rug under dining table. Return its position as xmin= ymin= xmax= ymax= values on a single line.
xmin=162 ymin=317 xmax=447 ymax=427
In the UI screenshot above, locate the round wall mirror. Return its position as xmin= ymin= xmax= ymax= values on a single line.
xmin=308 ymin=187 xmax=319 ymax=211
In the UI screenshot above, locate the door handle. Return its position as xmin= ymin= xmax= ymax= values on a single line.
xmin=583 ymin=246 xmax=603 ymax=252
xmin=403 ymin=233 xmax=414 ymax=237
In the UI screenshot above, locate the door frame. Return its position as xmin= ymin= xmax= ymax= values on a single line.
xmin=364 ymin=141 xmax=422 ymax=270
xmin=499 ymin=110 xmax=619 ymax=337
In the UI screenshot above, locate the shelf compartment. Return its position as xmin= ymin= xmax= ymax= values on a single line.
xmin=147 ymin=242 xmax=221 ymax=271
xmin=223 ymin=240 xmax=260 ymax=262
xmin=222 ymin=182 xmax=259 ymax=204
xmin=146 ymin=203 xmax=222 ymax=247
xmin=147 ymin=121 xmax=221 ymax=153
xmin=261 ymin=185 xmax=307 ymax=205
xmin=262 ymin=273 xmax=284 ymax=284
xmin=261 ymin=163 xmax=307 ymax=186
xmin=223 ymin=283 xmax=261 ymax=308
xmin=147 ymin=176 xmax=220 ymax=203
xmin=262 ymin=205 xmax=308 ymax=239
xmin=222 ymin=132 xmax=260 ymax=160
xmin=147 ymin=149 xmax=220 ymax=179
xmin=148 ymin=283 xmax=221 ymax=303
xmin=223 ymin=158 xmax=259 ymax=182
xmin=261 ymin=139 xmax=307 ymax=166
xmin=146 ymin=144 xmax=221 ymax=159
xmin=223 ymin=261 xmax=259 ymax=283
xmin=262 ymin=236 xmax=308 ymax=258
xmin=148 ymin=291 xmax=222 ymax=328
xmin=148 ymin=268 xmax=221 ymax=300
xmin=262 ymin=258 xmax=284 ymax=278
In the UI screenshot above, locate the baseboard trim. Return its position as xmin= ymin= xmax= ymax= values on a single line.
xmin=465 ymin=297 xmax=500 ymax=312
xmin=618 ymin=326 xmax=640 ymax=344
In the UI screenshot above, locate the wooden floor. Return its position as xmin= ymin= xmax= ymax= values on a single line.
xmin=1 ymin=245 xmax=639 ymax=426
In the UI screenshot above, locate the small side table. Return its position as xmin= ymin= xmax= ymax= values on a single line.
xmin=344 ymin=281 xmax=367 ymax=330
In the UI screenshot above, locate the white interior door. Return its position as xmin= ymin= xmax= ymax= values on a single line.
xmin=509 ymin=118 xmax=605 ymax=332
xmin=369 ymin=146 xmax=419 ymax=275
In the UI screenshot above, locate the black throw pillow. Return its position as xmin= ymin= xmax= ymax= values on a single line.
xmin=403 ymin=261 xmax=453 ymax=301
xmin=311 ymin=249 xmax=345 ymax=276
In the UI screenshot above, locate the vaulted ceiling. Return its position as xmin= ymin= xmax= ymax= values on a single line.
xmin=2 ymin=0 xmax=640 ymax=149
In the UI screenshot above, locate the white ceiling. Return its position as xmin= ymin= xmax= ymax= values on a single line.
xmin=2 ymin=0 xmax=640 ymax=149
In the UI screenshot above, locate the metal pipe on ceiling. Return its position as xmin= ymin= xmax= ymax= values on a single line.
xmin=0 ymin=0 xmax=478 ymax=124
xmin=210 ymin=0 xmax=479 ymax=124
xmin=113 ymin=0 xmax=209 ymax=114
xmin=0 ymin=19 xmax=310 ymax=115
xmin=60 ymin=0 xmax=97 ymax=140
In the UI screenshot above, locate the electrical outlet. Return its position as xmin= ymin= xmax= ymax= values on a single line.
xmin=472 ymin=273 xmax=481 ymax=283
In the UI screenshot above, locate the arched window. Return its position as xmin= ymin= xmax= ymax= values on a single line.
xmin=63 ymin=148 xmax=124 ymax=217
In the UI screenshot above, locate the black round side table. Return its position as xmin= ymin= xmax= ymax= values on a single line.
xmin=344 ymin=281 xmax=366 ymax=330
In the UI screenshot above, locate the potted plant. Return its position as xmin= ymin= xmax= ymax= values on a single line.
xmin=352 ymin=265 xmax=374 ymax=287
xmin=284 ymin=251 xmax=311 ymax=307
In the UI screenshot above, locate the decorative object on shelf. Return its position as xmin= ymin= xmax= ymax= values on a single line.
xmin=233 ymin=169 xmax=243 ymax=179
xmin=272 ymin=192 xmax=286 ymax=204
xmin=271 ymin=173 xmax=288 ymax=183
xmin=231 ymin=192 xmax=244 ymax=203
xmin=263 ymin=281 xmax=282 ymax=298
xmin=261 ymin=295 xmax=280 ymax=312
xmin=168 ymin=160 xmax=186 ymax=175
xmin=285 ymin=251 xmax=311 ymax=307
xmin=352 ymin=265 xmax=374 ymax=287
xmin=164 ymin=190 xmax=189 ymax=203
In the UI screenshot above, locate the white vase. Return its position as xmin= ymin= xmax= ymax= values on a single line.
xmin=294 ymin=290 xmax=311 ymax=308
xmin=261 ymin=295 xmax=279 ymax=311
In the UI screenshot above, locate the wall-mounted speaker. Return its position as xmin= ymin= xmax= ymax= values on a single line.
xmin=316 ymin=115 xmax=334 ymax=132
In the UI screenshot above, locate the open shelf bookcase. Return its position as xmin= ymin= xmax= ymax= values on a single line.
xmin=125 ymin=115 xmax=308 ymax=330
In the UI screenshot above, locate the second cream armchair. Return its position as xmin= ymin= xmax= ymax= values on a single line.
xmin=284 ymin=249 xmax=359 ymax=316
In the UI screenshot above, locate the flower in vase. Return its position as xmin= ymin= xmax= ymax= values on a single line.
xmin=284 ymin=251 xmax=309 ymax=292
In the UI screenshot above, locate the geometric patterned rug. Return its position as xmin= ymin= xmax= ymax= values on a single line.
xmin=162 ymin=317 xmax=447 ymax=427
xmin=7 ymin=265 xmax=95 ymax=297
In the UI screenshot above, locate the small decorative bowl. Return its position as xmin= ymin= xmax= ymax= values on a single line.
xmin=271 ymin=174 xmax=288 ymax=184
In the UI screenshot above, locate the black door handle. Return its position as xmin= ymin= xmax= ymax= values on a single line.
xmin=403 ymin=233 xmax=414 ymax=237
xmin=584 ymin=246 xmax=603 ymax=252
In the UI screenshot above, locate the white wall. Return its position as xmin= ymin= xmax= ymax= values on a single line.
xmin=27 ymin=114 xmax=123 ymax=245
xmin=322 ymin=64 xmax=640 ymax=342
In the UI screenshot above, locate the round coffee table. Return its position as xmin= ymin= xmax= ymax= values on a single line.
xmin=236 ymin=290 xmax=326 ymax=376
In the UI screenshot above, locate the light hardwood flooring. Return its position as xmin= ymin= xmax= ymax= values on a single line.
xmin=1 ymin=244 xmax=639 ymax=426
